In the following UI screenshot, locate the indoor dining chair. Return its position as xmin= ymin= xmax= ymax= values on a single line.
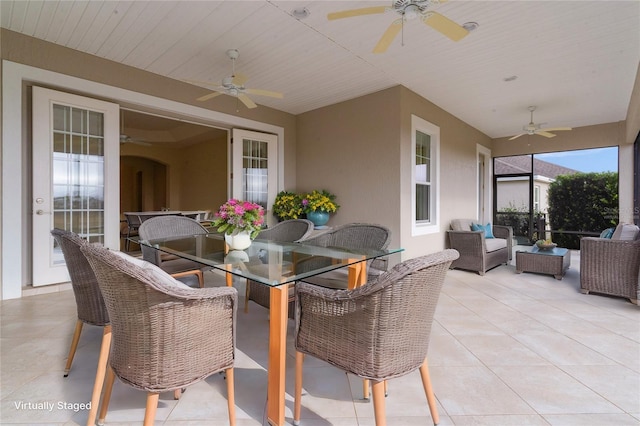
xmin=293 ymin=249 xmax=459 ymax=426
xmin=80 ymin=243 xmax=238 ymax=426
xmin=138 ymin=215 xmax=209 ymax=287
xmin=50 ymin=229 xmax=111 ymax=426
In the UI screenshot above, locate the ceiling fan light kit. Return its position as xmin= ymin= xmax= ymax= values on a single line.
xmin=508 ymin=106 xmax=573 ymax=141
xmin=192 ymin=49 xmax=283 ymax=109
xmin=327 ymin=0 xmax=471 ymax=53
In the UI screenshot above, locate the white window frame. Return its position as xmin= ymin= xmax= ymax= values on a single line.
xmin=411 ymin=115 xmax=440 ymax=236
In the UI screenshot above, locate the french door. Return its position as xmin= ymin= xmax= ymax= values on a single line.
xmin=32 ymin=87 xmax=120 ymax=286
xmin=231 ymin=128 xmax=278 ymax=226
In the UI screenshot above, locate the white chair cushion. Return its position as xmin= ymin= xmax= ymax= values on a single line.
xmin=611 ymin=223 xmax=640 ymax=241
xmin=450 ymin=219 xmax=475 ymax=232
xmin=485 ymin=238 xmax=507 ymax=253
xmin=111 ymin=251 xmax=191 ymax=289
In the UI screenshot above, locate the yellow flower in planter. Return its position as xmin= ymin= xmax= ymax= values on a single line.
xmin=302 ymin=190 xmax=339 ymax=214
xmin=273 ymin=191 xmax=304 ymax=221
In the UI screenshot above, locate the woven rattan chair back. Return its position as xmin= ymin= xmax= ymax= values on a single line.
xmin=138 ymin=215 xmax=209 ymax=287
xmin=293 ymin=249 xmax=459 ymax=426
xmin=51 ymin=229 xmax=109 ymax=327
xmin=50 ymin=229 xmax=109 ymax=375
xmin=297 ymin=223 xmax=392 ymax=283
xmin=256 ymin=219 xmax=314 ymax=242
xmin=245 ymin=219 xmax=314 ymax=315
xmin=80 ymin=242 xmax=237 ymax=425
xmin=138 ymin=215 xmax=208 ymax=263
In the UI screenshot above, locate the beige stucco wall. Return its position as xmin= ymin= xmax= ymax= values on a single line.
xmin=296 ymin=87 xmax=403 ymax=248
xmin=297 ymin=85 xmax=493 ymax=260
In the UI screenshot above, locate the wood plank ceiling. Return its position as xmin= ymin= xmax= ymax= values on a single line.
xmin=1 ymin=0 xmax=639 ymax=139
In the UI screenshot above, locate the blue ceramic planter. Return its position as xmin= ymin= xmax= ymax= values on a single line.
xmin=306 ymin=211 xmax=330 ymax=228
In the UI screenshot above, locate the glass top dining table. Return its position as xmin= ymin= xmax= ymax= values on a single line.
xmin=135 ymin=232 xmax=402 ymax=426
xmin=136 ymin=232 xmax=403 ymax=287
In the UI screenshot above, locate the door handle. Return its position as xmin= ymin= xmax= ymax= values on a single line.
xmin=36 ymin=209 xmax=45 ymax=215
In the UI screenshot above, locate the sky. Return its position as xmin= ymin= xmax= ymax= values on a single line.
xmin=536 ymin=147 xmax=618 ymax=173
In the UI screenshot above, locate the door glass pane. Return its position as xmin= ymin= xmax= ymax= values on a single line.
xmin=51 ymin=103 xmax=106 ymax=261
xmin=242 ymin=138 xmax=268 ymax=208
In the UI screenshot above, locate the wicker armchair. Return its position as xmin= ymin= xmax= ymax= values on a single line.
xmin=80 ymin=243 xmax=237 ymax=426
xmin=293 ymin=249 xmax=459 ymax=426
xmin=50 ymin=229 xmax=110 ymax=426
xmin=447 ymin=219 xmax=512 ymax=275
xmin=138 ymin=215 xmax=209 ymax=287
xmin=297 ymin=223 xmax=391 ymax=289
xmin=580 ymin=235 xmax=640 ymax=305
xmin=245 ymin=219 xmax=314 ymax=314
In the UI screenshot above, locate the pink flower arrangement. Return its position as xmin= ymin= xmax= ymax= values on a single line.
xmin=211 ymin=199 xmax=265 ymax=238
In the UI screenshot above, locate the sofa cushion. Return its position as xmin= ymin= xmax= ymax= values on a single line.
xmin=472 ymin=223 xmax=494 ymax=239
xmin=485 ymin=238 xmax=507 ymax=253
xmin=611 ymin=223 xmax=640 ymax=241
xmin=599 ymin=228 xmax=615 ymax=239
xmin=451 ymin=219 xmax=475 ymax=232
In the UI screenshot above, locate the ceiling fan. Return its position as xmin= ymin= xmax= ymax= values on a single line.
xmin=509 ymin=106 xmax=573 ymax=141
xmin=192 ymin=49 xmax=283 ymax=109
xmin=119 ymin=111 xmax=151 ymax=146
xmin=327 ymin=0 xmax=470 ymax=54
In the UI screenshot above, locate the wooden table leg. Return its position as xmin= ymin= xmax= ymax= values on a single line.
xmin=347 ymin=259 xmax=367 ymax=290
xmin=267 ymin=285 xmax=288 ymax=426
xmin=225 ymin=265 xmax=233 ymax=287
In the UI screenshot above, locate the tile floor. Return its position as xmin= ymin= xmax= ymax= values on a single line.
xmin=1 ymin=250 xmax=639 ymax=425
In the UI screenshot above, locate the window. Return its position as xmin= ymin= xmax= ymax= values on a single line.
xmin=534 ymin=185 xmax=540 ymax=212
xmin=412 ymin=115 xmax=439 ymax=235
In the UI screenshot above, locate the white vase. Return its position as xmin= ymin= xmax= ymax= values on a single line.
xmin=225 ymin=230 xmax=252 ymax=250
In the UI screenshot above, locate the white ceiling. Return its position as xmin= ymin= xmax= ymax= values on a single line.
xmin=2 ymin=0 xmax=639 ymax=139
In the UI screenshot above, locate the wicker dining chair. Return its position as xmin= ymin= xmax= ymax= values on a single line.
xmin=138 ymin=215 xmax=209 ymax=287
xmin=297 ymin=223 xmax=391 ymax=290
xmin=80 ymin=243 xmax=237 ymax=426
xmin=293 ymin=249 xmax=460 ymax=426
xmin=244 ymin=219 xmax=314 ymax=314
xmin=50 ymin=229 xmax=111 ymax=426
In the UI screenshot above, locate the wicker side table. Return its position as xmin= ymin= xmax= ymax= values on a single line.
xmin=515 ymin=246 xmax=571 ymax=280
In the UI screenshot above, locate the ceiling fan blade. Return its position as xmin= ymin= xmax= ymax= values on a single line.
xmin=197 ymin=91 xmax=224 ymax=102
xmin=238 ymin=94 xmax=257 ymax=109
xmin=509 ymin=133 xmax=525 ymax=141
xmin=540 ymin=127 xmax=572 ymax=132
xmin=232 ymin=73 xmax=249 ymax=86
xmin=422 ymin=11 xmax=469 ymax=41
xmin=535 ymin=131 xmax=557 ymax=138
xmin=328 ymin=6 xmax=387 ymax=20
xmin=373 ymin=19 xmax=402 ymax=54
xmin=245 ymin=88 xmax=284 ymax=99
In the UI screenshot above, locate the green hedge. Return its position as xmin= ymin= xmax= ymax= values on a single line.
xmin=548 ymin=172 xmax=618 ymax=249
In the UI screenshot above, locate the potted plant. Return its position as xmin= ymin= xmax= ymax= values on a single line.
xmin=302 ymin=190 xmax=339 ymax=228
xmin=273 ymin=191 xmax=304 ymax=221
xmin=211 ymin=199 xmax=265 ymax=250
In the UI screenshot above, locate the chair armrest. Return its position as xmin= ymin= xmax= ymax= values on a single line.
xmin=447 ymin=230 xmax=486 ymax=255
xmin=492 ymin=225 xmax=512 ymax=243
xmin=492 ymin=225 xmax=513 ymax=258
xmin=149 ymin=286 xmax=238 ymax=372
